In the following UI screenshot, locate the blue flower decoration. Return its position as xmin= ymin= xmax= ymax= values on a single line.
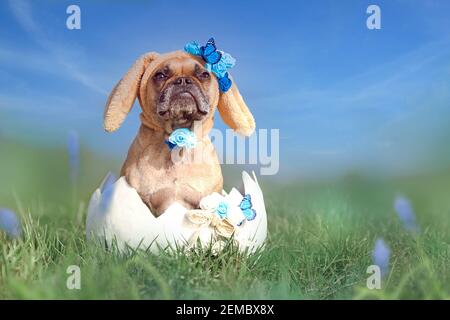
xmin=184 ymin=41 xmax=202 ymax=56
xmin=239 ymin=194 xmax=256 ymax=221
xmin=218 ymin=73 xmax=232 ymax=93
xmin=184 ymin=38 xmax=235 ymax=92
xmin=166 ymin=128 xmax=197 ymax=150
xmin=216 ymin=202 xmax=229 ymax=219
xmin=210 ymin=53 xmax=235 ymax=78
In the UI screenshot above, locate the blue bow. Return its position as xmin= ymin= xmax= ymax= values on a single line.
xmin=165 ymin=128 xmax=197 ymax=150
xmin=184 ymin=38 xmax=235 ymax=93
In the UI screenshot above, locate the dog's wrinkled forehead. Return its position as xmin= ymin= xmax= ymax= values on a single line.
xmin=155 ymin=57 xmax=205 ymax=77
xmin=139 ymin=51 xmax=206 ymax=102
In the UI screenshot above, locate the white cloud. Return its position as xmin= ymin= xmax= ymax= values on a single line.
xmin=7 ymin=0 xmax=108 ymax=95
xmin=253 ymin=37 xmax=450 ymax=111
xmin=8 ymin=0 xmax=39 ymax=34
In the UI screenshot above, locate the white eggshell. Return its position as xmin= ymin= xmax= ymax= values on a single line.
xmin=86 ymin=171 xmax=267 ymax=253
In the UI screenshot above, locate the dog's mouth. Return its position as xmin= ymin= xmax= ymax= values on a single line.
xmin=169 ymin=92 xmax=199 ymax=129
xmin=170 ymin=91 xmax=197 ymax=114
xmin=157 ymin=86 xmax=210 ymax=132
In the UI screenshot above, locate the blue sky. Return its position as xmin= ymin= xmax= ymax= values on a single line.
xmin=1 ymin=0 xmax=450 ymax=178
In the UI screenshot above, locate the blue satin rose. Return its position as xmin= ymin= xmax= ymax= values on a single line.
xmin=218 ymin=74 xmax=232 ymax=92
xmin=167 ymin=128 xmax=197 ymax=149
xmin=184 ymin=41 xmax=202 ymax=56
xmin=216 ymin=202 xmax=229 ymax=219
xmin=211 ymin=52 xmax=235 ymax=78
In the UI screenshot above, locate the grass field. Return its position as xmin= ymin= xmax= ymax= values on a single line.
xmin=1 ymin=138 xmax=450 ymax=299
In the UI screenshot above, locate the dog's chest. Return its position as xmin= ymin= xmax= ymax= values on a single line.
xmin=128 ymin=141 xmax=221 ymax=194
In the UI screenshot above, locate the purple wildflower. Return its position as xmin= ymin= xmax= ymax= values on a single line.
xmin=100 ymin=172 xmax=116 ymax=193
xmin=394 ymin=196 xmax=418 ymax=232
xmin=100 ymin=172 xmax=117 ymax=211
xmin=372 ymin=238 xmax=390 ymax=277
xmin=0 ymin=208 xmax=22 ymax=238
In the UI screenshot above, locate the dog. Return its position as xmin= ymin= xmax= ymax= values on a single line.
xmin=103 ymin=49 xmax=255 ymax=216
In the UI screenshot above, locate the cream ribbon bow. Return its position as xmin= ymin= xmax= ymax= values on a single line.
xmin=185 ymin=209 xmax=236 ymax=247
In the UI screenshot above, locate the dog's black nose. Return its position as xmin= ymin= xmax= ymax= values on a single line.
xmin=173 ymin=77 xmax=192 ymax=86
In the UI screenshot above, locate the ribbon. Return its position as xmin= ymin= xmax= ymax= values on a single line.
xmin=185 ymin=209 xmax=236 ymax=247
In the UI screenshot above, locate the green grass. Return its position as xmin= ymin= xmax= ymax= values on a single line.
xmin=1 ymin=138 xmax=450 ymax=299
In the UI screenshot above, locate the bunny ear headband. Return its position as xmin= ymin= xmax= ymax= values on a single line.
xmin=104 ymin=37 xmax=255 ymax=137
xmin=184 ymin=38 xmax=236 ymax=92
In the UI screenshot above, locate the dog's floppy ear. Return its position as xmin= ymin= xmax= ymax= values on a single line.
xmin=217 ymin=78 xmax=255 ymax=136
xmin=104 ymin=52 xmax=159 ymax=132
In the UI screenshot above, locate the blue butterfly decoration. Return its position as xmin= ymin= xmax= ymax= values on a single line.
xmin=184 ymin=38 xmax=234 ymax=93
xmin=200 ymin=38 xmax=222 ymax=64
xmin=239 ymin=194 xmax=257 ymax=221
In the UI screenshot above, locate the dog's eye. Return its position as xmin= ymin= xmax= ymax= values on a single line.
xmin=199 ymin=71 xmax=210 ymax=80
xmin=153 ymin=72 xmax=167 ymax=81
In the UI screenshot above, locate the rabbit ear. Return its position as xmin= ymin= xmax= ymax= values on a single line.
xmin=104 ymin=52 xmax=159 ymax=132
xmin=217 ymin=77 xmax=255 ymax=136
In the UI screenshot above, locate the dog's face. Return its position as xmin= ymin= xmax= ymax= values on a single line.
xmin=103 ymin=50 xmax=255 ymax=137
xmin=145 ymin=56 xmax=219 ymax=132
